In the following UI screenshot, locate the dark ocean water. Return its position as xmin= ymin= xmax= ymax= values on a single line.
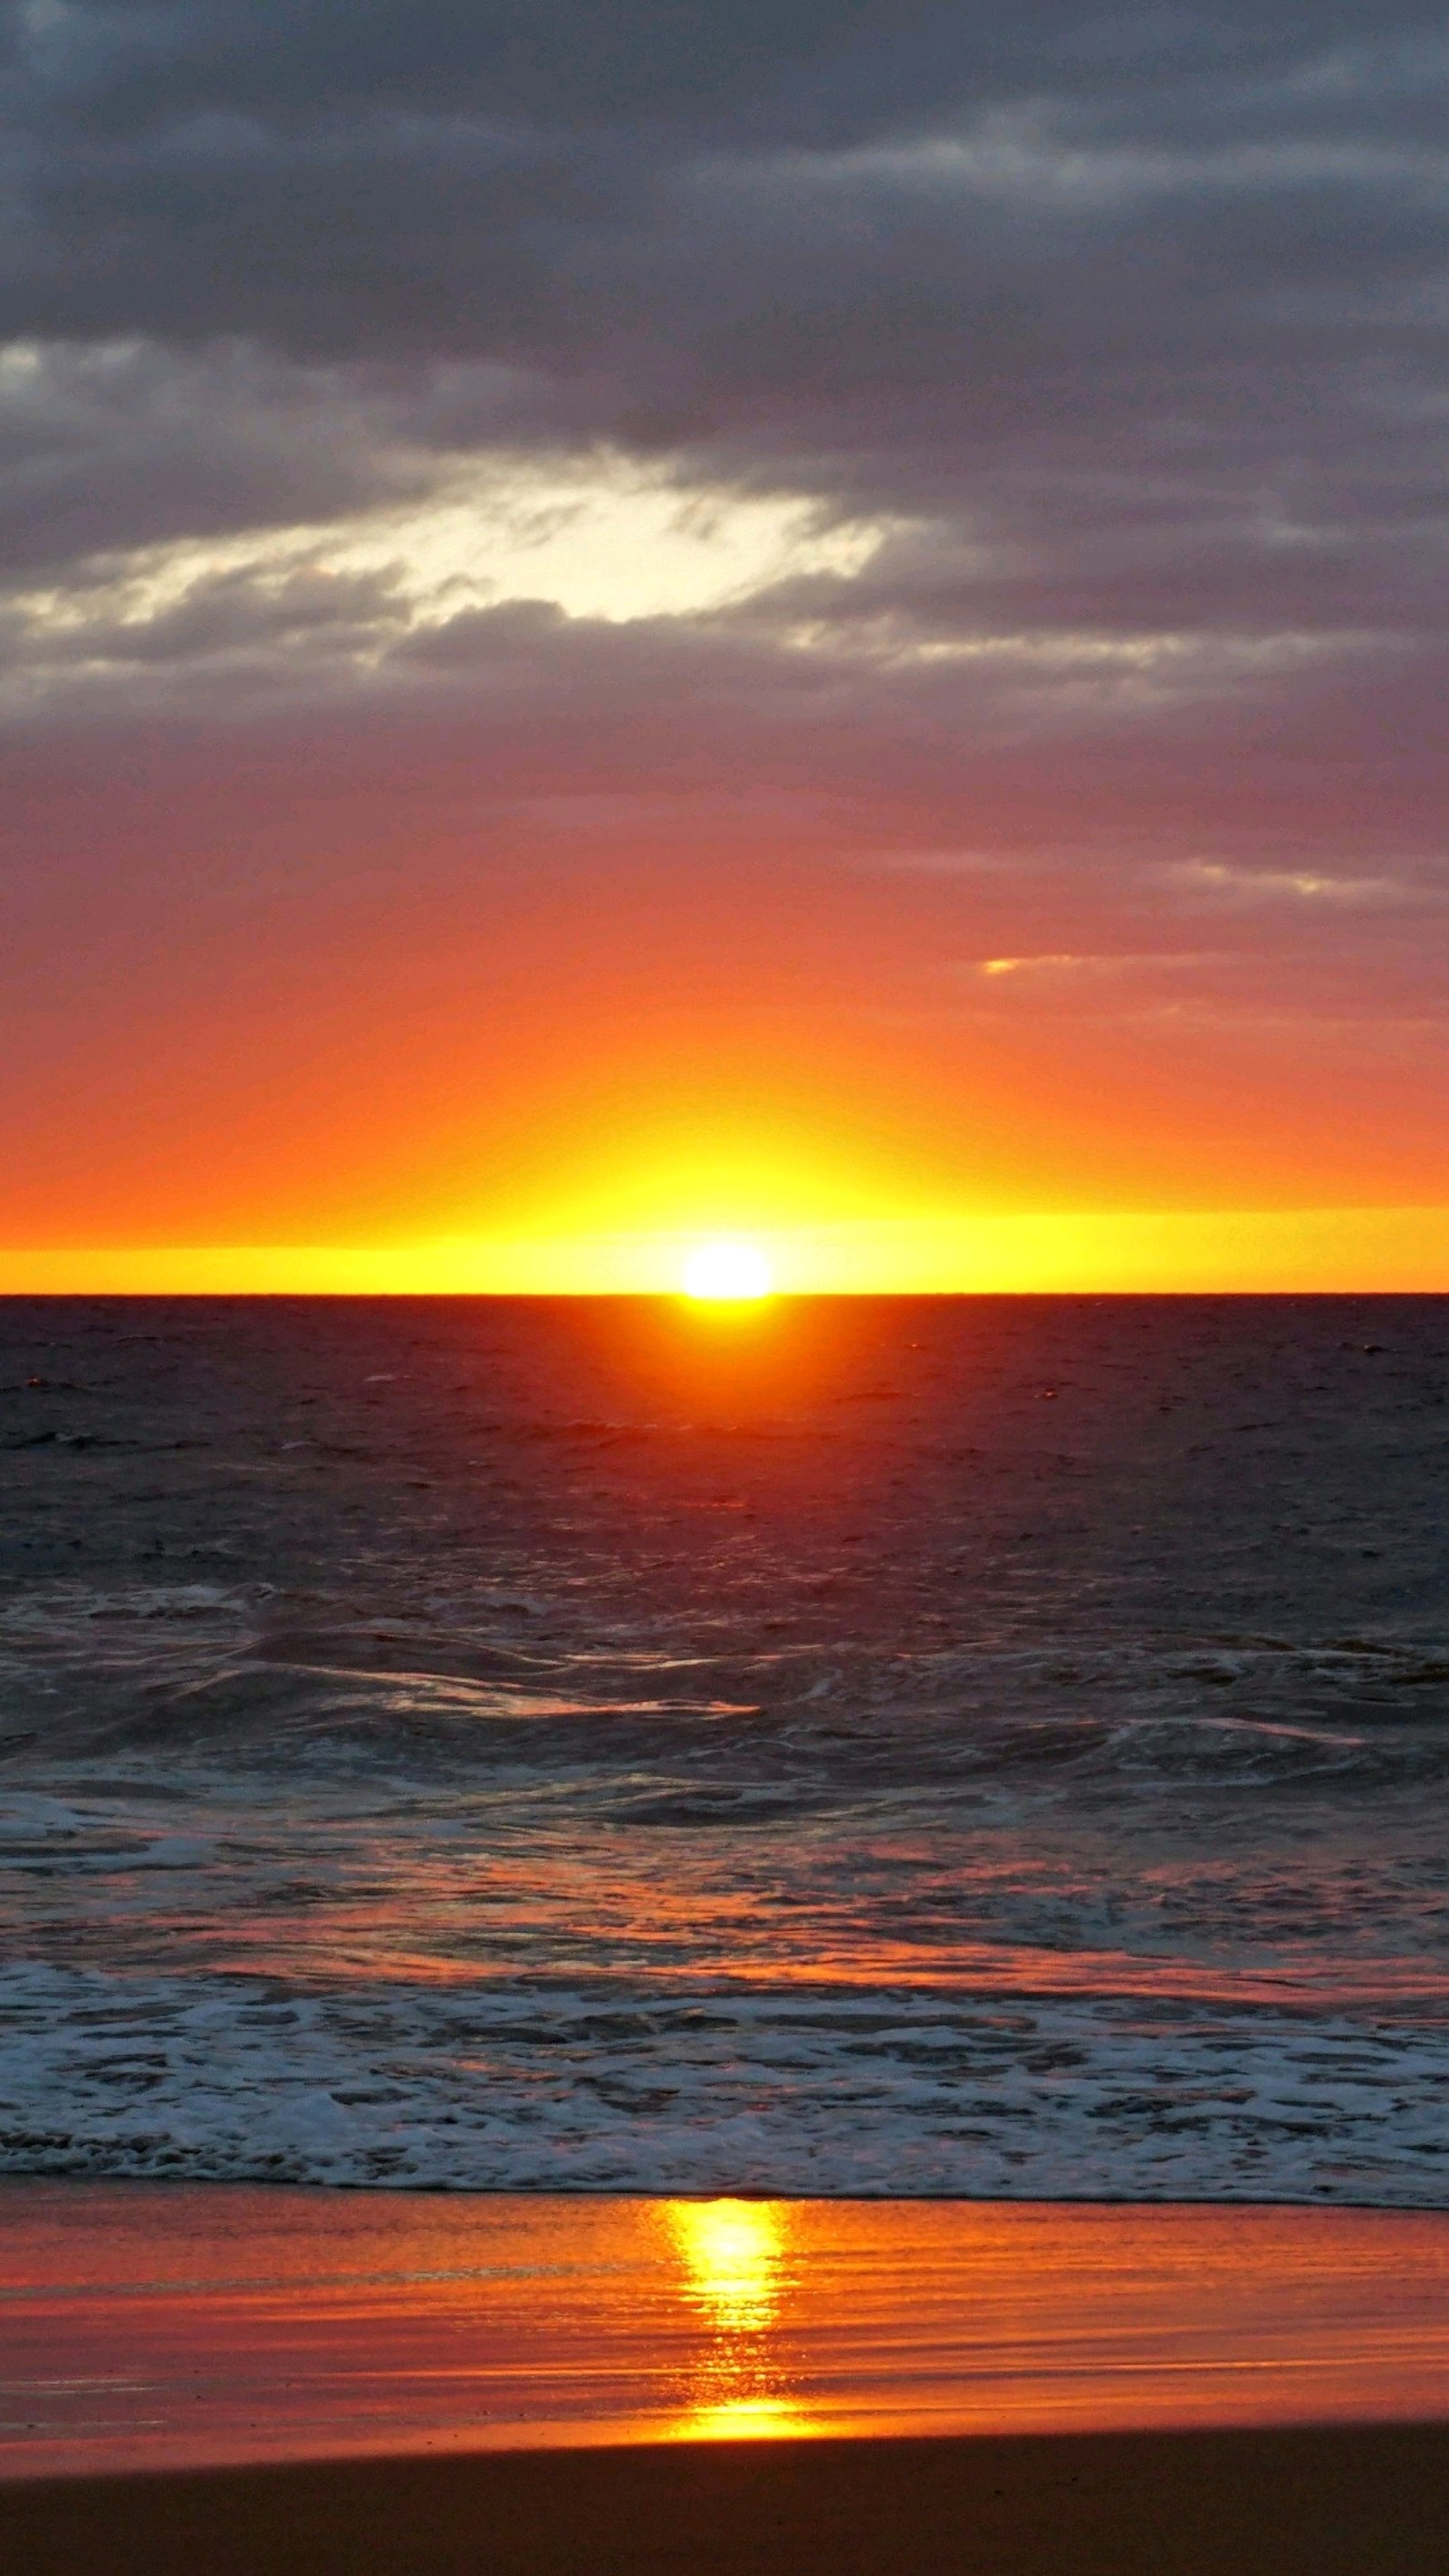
xmin=2 ymin=1294 xmax=1448 ymax=2199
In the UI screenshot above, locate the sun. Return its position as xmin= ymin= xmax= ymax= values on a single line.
xmin=681 ymin=1239 xmax=773 ymax=1302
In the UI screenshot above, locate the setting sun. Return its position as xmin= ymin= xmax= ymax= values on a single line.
xmin=680 ymin=1240 xmax=773 ymax=1302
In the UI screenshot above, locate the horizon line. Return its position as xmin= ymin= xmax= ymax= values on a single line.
xmin=5 ymin=1204 xmax=1449 ymax=1296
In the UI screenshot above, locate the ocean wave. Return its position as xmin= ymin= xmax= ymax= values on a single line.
xmin=5 ymin=1581 xmax=1449 ymax=1789
xmin=5 ymin=1295 xmax=1449 ymax=2204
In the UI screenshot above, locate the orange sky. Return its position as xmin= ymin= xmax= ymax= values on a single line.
xmin=3 ymin=0 xmax=1447 ymax=1298
xmin=5 ymin=817 xmax=1449 ymax=1291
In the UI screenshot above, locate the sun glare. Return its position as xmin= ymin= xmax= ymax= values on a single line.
xmin=681 ymin=1240 xmax=773 ymax=1302
xmin=669 ymin=2199 xmax=785 ymax=2331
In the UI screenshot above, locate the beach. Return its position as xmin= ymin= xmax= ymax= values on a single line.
xmin=6 ymin=1305 xmax=1449 ymax=2560
xmin=5 ymin=2185 xmax=1449 ymax=2568
xmin=8 ymin=2423 xmax=1449 ymax=2576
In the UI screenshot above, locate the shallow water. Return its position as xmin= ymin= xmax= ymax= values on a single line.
xmin=2 ymin=1295 xmax=1448 ymax=2196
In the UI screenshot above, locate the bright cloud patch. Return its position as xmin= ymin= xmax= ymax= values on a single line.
xmin=1 ymin=447 xmax=891 ymax=701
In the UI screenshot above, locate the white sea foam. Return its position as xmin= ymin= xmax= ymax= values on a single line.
xmin=4 ymin=1962 xmax=1449 ymax=2199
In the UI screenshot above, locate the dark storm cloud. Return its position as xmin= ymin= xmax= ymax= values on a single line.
xmin=0 ymin=0 xmax=1441 ymax=597
xmin=0 ymin=334 xmax=567 ymax=570
xmin=0 ymin=0 xmax=1446 ymax=1060
xmin=17 ymin=0 xmax=1393 ymax=146
xmin=3 ymin=0 xmax=1446 ymax=377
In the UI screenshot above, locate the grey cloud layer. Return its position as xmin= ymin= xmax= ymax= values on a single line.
xmin=0 ymin=7 xmax=1442 ymax=570
xmin=0 ymin=0 xmax=1446 ymax=1035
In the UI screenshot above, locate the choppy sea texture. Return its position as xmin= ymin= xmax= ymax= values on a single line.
xmin=3 ymin=1294 xmax=1448 ymax=2198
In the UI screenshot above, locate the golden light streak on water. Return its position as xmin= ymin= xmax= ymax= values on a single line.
xmin=668 ymin=2200 xmax=785 ymax=2332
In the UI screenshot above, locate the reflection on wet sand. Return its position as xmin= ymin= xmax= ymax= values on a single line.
xmin=671 ymin=2200 xmax=783 ymax=2333
xmin=8 ymin=2185 xmax=1449 ymax=2480
xmin=666 ymin=2200 xmax=803 ymax=2438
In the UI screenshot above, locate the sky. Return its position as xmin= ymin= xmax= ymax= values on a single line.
xmin=2 ymin=0 xmax=1447 ymax=1290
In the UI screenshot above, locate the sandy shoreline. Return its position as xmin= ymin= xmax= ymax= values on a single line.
xmin=7 ymin=2185 xmax=1449 ymax=2480
xmin=8 ymin=2185 xmax=1449 ymax=2568
xmin=7 ymin=2422 xmax=1449 ymax=2576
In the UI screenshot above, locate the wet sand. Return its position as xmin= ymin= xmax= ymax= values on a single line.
xmin=7 ymin=2186 xmax=1449 ymax=2569
xmin=6 ymin=2186 xmax=1449 ymax=2483
xmin=7 ymin=2422 xmax=1449 ymax=2576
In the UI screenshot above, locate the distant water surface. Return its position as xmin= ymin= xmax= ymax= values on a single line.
xmin=2 ymin=1294 xmax=1448 ymax=2197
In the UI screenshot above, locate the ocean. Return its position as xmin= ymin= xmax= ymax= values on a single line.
xmin=2 ymin=1293 xmax=1447 ymax=2202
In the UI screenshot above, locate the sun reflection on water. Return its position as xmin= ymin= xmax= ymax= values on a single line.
xmin=671 ymin=2197 xmax=783 ymax=2331
xmin=666 ymin=2199 xmax=805 ymax=2437
xmin=684 ymin=2395 xmax=801 ymax=2442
